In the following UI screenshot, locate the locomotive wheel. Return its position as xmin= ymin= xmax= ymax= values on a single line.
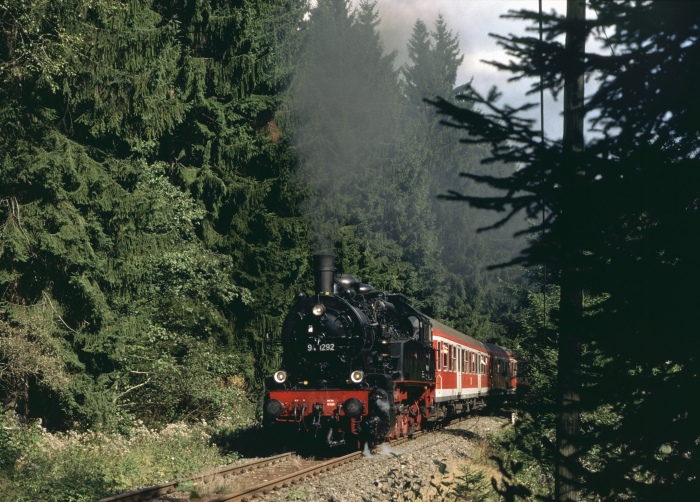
xmin=364 ymin=388 xmax=392 ymax=444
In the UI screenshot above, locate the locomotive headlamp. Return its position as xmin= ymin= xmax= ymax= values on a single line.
xmin=264 ymin=399 xmax=284 ymax=418
xmin=273 ymin=370 xmax=287 ymax=384
xmin=350 ymin=370 xmax=364 ymax=383
xmin=311 ymin=303 xmax=326 ymax=316
xmin=343 ymin=397 xmax=364 ymax=419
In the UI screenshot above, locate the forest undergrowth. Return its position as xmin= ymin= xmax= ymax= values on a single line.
xmin=0 ymin=407 xmax=252 ymax=502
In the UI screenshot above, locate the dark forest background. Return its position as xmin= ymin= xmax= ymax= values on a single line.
xmin=1 ymin=0 xmax=697 ymax=499
xmin=0 ymin=0 xmax=524 ymax=430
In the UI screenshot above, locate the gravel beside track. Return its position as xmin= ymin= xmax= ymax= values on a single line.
xmin=193 ymin=415 xmax=510 ymax=502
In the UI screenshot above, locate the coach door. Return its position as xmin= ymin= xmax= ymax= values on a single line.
xmin=456 ymin=347 xmax=462 ymax=396
xmin=477 ymin=353 xmax=483 ymax=395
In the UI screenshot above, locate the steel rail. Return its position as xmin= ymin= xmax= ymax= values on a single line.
xmin=207 ymin=431 xmax=426 ymax=501
xmin=95 ymin=452 xmax=292 ymax=502
xmin=209 ymin=451 xmax=361 ymax=502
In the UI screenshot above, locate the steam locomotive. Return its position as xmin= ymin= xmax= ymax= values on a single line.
xmin=263 ymin=254 xmax=526 ymax=448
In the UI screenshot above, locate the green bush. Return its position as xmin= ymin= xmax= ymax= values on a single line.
xmin=487 ymin=415 xmax=555 ymax=499
xmin=450 ymin=465 xmax=493 ymax=502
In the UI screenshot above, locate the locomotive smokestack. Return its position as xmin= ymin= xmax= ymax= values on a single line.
xmin=314 ymin=254 xmax=335 ymax=295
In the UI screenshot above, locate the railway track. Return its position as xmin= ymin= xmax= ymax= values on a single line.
xmin=205 ymin=433 xmax=420 ymax=502
xmin=95 ymin=452 xmax=293 ymax=502
xmin=95 ymin=432 xmax=422 ymax=502
xmin=207 ymin=451 xmax=360 ymax=502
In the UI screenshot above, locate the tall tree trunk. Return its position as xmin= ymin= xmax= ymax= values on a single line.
xmin=556 ymin=0 xmax=585 ymax=500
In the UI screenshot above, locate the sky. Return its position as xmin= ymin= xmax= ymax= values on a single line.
xmin=350 ymin=0 xmax=570 ymax=138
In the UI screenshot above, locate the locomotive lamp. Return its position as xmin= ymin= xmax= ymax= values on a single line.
xmin=311 ymin=303 xmax=326 ymax=316
xmin=273 ymin=370 xmax=287 ymax=383
xmin=264 ymin=399 xmax=283 ymax=418
xmin=342 ymin=397 xmax=364 ymax=418
xmin=350 ymin=370 xmax=364 ymax=383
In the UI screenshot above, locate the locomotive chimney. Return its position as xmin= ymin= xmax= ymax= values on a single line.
xmin=314 ymin=254 xmax=335 ymax=296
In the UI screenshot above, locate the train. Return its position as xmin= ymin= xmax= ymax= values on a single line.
xmin=263 ymin=254 xmax=527 ymax=448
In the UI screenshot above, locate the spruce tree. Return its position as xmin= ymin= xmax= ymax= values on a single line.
xmin=288 ymin=0 xmax=453 ymax=319
xmin=430 ymin=1 xmax=700 ymax=498
xmin=402 ymin=19 xmax=434 ymax=108
xmin=0 ymin=0 xmax=308 ymax=428
xmin=400 ymin=15 xmax=523 ymax=338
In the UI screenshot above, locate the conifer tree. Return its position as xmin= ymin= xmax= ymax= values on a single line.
xmin=431 ymin=15 xmax=464 ymax=101
xmin=400 ymin=15 xmax=523 ymax=338
xmin=430 ymin=1 xmax=700 ymax=498
xmin=288 ymin=0 xmax=454 ymax=319
xmin=0 ymin=0 xmax=308 ymax=427
xmin=402 ymin=19 xmax=434 ymax=108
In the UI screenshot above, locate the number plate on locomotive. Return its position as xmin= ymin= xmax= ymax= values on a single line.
xmin=307 ymin=343 xmax=335 ymax=352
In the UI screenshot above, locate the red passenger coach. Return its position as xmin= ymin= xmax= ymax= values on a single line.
xmin=430 ymin=318 xmax=527 ymax=414
xmin=431 ymin=319 xmax=491 ymax=415
xmin=485 ymin=342 xmax=523 ymax=395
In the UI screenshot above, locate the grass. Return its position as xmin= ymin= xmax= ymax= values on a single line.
xmin=0 ymin=416 xmax=247 ymax=502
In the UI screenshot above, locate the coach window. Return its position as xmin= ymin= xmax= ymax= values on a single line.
xmin=443 ymin=343 xmax=448 ymax=370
